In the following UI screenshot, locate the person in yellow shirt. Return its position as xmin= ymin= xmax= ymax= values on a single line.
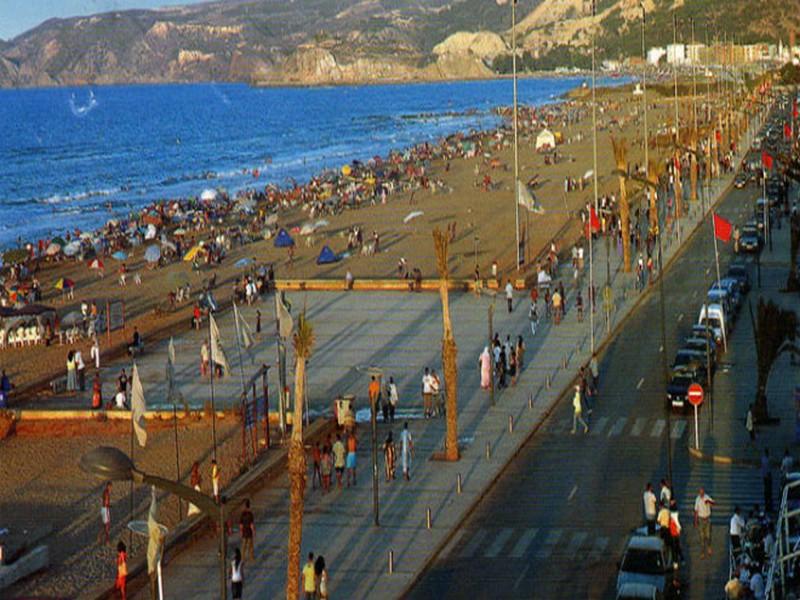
xmin=302 ymin=552 xmax=317 ymax=599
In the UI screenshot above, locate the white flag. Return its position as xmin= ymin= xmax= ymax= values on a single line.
xmin=146 ymin=486 xmax=164 ymax=576
xmin=276 ymin=293 xmax=294 ymax=339
xmin=209 ymin=313 xmax=230 ymax=376
xmin=233 ymin=303 xmax=255 ymax=350
xmin=166 ymin=337 xmax=187 ymax=411
xmin=131 ymin=363 xmax=147 ymax=447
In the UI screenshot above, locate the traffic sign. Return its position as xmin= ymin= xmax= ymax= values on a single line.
xmin=687 ymin=383 xmax=704 ymax=407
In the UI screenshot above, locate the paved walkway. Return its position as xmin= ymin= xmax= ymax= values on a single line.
xmin=129 ymin=127 xmax=756 ymax=599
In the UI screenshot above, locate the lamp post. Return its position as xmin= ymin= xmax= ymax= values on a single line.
xmin=640 ymin=2 xmax=649 ymax=169
xmin=512 ymin=0 xmax=522 ymax=270
xmin=80 ymin=446 xmax=228 ymax=600
xmin=357 ymin=365 xmax=383 ymax=527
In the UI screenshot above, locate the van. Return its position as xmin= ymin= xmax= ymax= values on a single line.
xmin=706 ymin=287 xmax=732 ymax=319
xmin=698 ymin=303 xmax=727 ymax=349
xmin=616 ymin=535 xmax=673 ymax=594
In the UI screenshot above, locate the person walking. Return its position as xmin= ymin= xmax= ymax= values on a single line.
xmin=315 ymin=555 xmax=329 ymax=600
xmin=421 ymin=368 xmax=433 ymax=419
xmin=505 ymin=279 xmax=514 ymax=313
xmin=97 ymin=481 xmax=112 ymax=545
xmin=400 ymin=422 xmax=414 ymax=481
xmin=552 ymin=288 xmax=562 ymax=325
xmin=643 ymin=483 xmax=657 ymax=535
xmin=187 ymin=461 xmax=202 ymax=516
xmin=230 ymin=548 xmax=244 ymax=599
xmin=320 ymin=445 xmax=332 ymax=494
xmin=115 ymin=540 xmax=128 ymax=600
xmin=730 ymin=506 xmax=745 ymax=555
xmin=345 ymin=432 xmax=357 ymax=487
xmin=761 ymin=448 xmax=773 ymax=512
xmin=75 ymin=349 xmax=86 ymax=391
xmin=571 ymin=385 xmax=589 ymax=434
xmin=91 ymin=372 xmax=103 ymax=409
xmin=66 ymin=350 xmax=77 ymax=392
xmin=311 ymin=442 xmax=322 ymax=490
xmin=386 ymin=377 xmax=398 ymax=423
xmin=529 ymin=301 xmax=539 ymax=335
xmin=657 ymin=501 xmax=671 ymax=546
xmin=90 ymin=337 xmax=101 ymax=370
xmin=383 ymin=431 xmax=396 ymax=482
xmin=746 ymin=404 xmax=755 ymax=442
xmin=239 ymin=499 xmax=255 ymax=561
xmin=430 ymin=369 xmax=442 ymax=417
xmin=302 ymin=552 xmax=317 ymax=600
xmin=669 ymin=499 xmax=684 ymax=566
xmin=200 ymin=341 xmax=209 ymax=378
xmin=659 ymin=478 xmax=672 ymax=507
xmin=332 ymin=435 xmax=346 ymax=489
xmin=694 ymin=487 xmax=716 ymax=558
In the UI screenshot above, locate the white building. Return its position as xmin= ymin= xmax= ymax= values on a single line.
xmin=647 ymin=47 xmax=666 ymax=65
xmin=686 ymin=44 xmax=705 ymax=65
xmin=666 ymin=43 xmax=687 ymax=65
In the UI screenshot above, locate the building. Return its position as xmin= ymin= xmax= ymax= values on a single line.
xmin=666 ymin=43 xmax=687 ymax=65
xmin=647 ymin=47 xmax=666 ymax=65
xmin=686 ymin=44 xmax=705 ymax=65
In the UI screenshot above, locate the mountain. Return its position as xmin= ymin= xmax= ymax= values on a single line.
xmin=0 ymin=0 xmax=794 ymax=88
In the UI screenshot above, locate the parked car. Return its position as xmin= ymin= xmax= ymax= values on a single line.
xmin=726 ymin=263 xmax=751 ymax=294
xmin=617 ymin=582 xmax=663 ymax=600
xmin=698 ymin=303 xmax=728 ymax=348
xmin=616 ymin=535 xmax=673 ymax=594
xmin=667 ymin=369 xmax=702 ymax=411
xmin=738 ymin=226 xmax=762 ymax=253
xmin=734 ymin=173 xmax=748 ymax=188
xmin=682 ymin=337 xmax=716 ymax=364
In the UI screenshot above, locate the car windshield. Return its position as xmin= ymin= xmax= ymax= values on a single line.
xmin=671 ymin=375 xmax=692 ymax=386
xmin=728 ymin=266 xmax=745 ymax=276
xmin=621 ymin=548 xmax=664 ymax=575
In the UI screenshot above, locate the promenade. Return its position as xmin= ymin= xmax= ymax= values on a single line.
xmin=127 ymin=133 xmax=752 ymax=599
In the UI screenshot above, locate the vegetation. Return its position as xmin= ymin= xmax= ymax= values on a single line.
xmin=611 ymin=136 xmax=632 ymax=272
xmin=750 ymin=299 xmax=798 ymax=420
xmin=780 ymin=64 xmax=800 ymax=86
xmin=493 ymin=47 xmax=591 ymax=74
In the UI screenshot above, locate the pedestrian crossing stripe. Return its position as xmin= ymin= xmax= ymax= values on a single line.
xmin=460 ymin=528 xmax=488 ymax=558
xmin=607 ymin=417 xmax=627 ymax=437
xmin=670 ymin=421 xmax=687 ymax=439
xmin=509 ymin=528 xmax=539 ymax=558
xmin=631 ymin=417 xmax=647 ymax=436
xmin=651 ymin=419 xmax=666 ymax=438
xmin=545 ymin=416 xmax=687 ymax=439
xmin=592 ymin=416 xmax=609 ymax=435
xmin=534 ymin=529 xmax=563 ymax=558
xmin=485 ymin=528 xmax=514 ymax=558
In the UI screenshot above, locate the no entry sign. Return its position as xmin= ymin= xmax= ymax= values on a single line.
xmin=687 ymin=383 xmax=704 ymax=407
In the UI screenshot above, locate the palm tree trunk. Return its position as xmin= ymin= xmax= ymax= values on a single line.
xmin=439 ymin=281 xmax=459 ymax=461
xmin=689 ymin=151 xmax=698 ymax=202
xmin=673 ymin=152 xmax=683 ymax=219
xmin=285 ymin=357 xmax=306 ymax=600
xmin=649 ymin=187 xmax=658 ymax=235
xmin=619 ymin=177 xmax=631 ymax=273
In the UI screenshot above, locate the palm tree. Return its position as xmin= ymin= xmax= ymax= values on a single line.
xmin=750 ymin=299 xmax=799 ymax=420
xmin=433 ymin=227 xmax=459 ymax=461
xmin=611 ymin=136 xmax=632 ymax=273
xmin=646 ymin=158 xmax=664 ymax=236
xmin=286 ymin=313 xmax=314 ymax=600
xmin=672 ymin=149 xmax=683 ymax=220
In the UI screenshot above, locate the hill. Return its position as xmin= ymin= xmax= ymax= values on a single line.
xmin=0 ymin=0 xmax=794 ymax=87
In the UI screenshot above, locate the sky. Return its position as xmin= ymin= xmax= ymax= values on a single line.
xmin=0 ymin=0 xmax=209 ymax=41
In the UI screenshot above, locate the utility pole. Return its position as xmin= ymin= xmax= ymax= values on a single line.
xmin=641 ymin=3 xmax=649 ymax=169
xmin=512 ymin=0 xmax=521 ymax=270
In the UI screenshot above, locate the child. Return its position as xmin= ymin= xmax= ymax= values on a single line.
xmin=320 ymin=445 xmax=332 ymax=494
xmin=116 ymin=541 xmax=128 ymax=600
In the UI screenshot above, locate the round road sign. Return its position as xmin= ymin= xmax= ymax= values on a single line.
xmin=687 ymin=383 xmax=704 ymax=407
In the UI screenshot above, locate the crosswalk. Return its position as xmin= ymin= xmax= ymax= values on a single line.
xmin=543 ymin=414 xmax=688 ymax=440
xmin=674 ymin=462 xmax=764 ymax=526
xmin=446 ymin=525 xmax=622 ymax=563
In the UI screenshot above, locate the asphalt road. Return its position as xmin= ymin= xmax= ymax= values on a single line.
xmin=407 ymin=182 xmax=767 ymax=599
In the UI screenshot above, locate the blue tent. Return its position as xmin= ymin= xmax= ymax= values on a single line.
xmin=316 ymin=245 xmax=339 ymax=265
xmin=273 ymin=228 xmax=295 ymax=248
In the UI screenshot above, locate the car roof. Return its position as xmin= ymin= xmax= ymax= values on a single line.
xmin=627 ymin=536 xmax=663 ymax=551
xmin=618 ymin=582 xmax=658 ymax=598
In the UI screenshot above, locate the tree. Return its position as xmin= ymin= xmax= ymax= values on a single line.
xmin=750 ymin=299 xmax=799 ymax=420
xmin=646 ymin=158 xmax=664 ymax=236
xmin=286 ymin=313 xmax=314 ymax=600
xmin=611 ymin=136 xmax=632 ymax=273
xmin=433 ymin=227 xmax=459 ymax=461
xmin=787 ymin=213 xmax=800 ymax=292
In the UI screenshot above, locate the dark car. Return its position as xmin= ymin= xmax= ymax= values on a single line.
xmin=667 ymin=370 xmax=698 ymax=411
xmin=727 ymin=263 xmax=751 ymax=294
xmin=683 ymin=337 xmax=716 ymax=364
xmin=672 ymin=350 xmax=709 ymax=381
xmin=734 ymin=173 xmax=748 ymax=189
xmin=738 ymin=226 xmax=762 ymax=253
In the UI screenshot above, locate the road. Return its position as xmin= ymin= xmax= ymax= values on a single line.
xmin=407 ymin=183 xmax=767 ymax=599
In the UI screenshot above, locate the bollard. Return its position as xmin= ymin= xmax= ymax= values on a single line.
xmin=457 ymin=473 xmax=463 ymax=494
xmin=388 ymin=550 xmax=394 ymax=574
xmin=562 ymin=354 xmax=568 ymax=368
xmin=426 ymin=507 xmax=432 ymax=529
xmin=485 ymin=441 xmax=491 ymax=460
xmin=528 ymin=393 xmax=533 ymax=409
xmin=546 ymin=374 xmax=551 ymax=389
xmin=508 ymin=415 xmax=514 ymax=433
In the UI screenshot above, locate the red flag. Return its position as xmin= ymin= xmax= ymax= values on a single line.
xmin=785 ymin=123 xmax=792 ymax=140
xmin=794 ymin=98 xmax=798 ymax=120
xmin=762 ymin=151 xmax=773 ymax=170
xmin=590 ymin=206 xmax=601 ymax=233
xmin=713 ymin=213 xmax=732 ymax=243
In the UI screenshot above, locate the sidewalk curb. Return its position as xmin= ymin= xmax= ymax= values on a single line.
xmin=687 ymin=445 xmax=760 ymax=467
xmin=402 ymin=174 xmax=739 ymax=598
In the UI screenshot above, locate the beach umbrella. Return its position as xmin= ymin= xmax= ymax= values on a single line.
xmin=144 ymin=245 xmax=161 ymax=263
xmin=183 ymin=245 xmax=203 ymax=262
xmin=161 ymin=240 xmax=177 ymax=252
xmin=46 ymin=242 xmax=62 ymax=256
xmin=235 ymin=257 xmax=253 ymax=268
xmin=54 ymin=277 xmax=75 ymax=290
xmin=583 ymin=169 xmax=594 ymax=180
xmin=112 ymin=251 xmax=128 ymax=260
xmin=173 ymin=228 xmax=187 ymax=236
xmin=88 ymin=258 xmax=104 ymax=271
xmin=63 ymin=240 xmax=81 ymax=257
xmin=200 ymin=189 xmax=217 ymax=202
xmin=403 ymin=211 xmax=424 ymax=224
xmin=61 ymin=310 xmax=84 ymax=327
xmin=51 ymin=236 xmax=66 ymax=247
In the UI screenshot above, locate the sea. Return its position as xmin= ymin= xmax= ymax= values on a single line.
xmin=0 ymin=76 xmax=618 ymax=248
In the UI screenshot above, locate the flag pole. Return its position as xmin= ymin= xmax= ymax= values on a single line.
xmin=232 ymin=303 xmax=250 ymax=463
xmin=167 ymin=339 xmax=182 ymax=519
xmin=208 ymin=316 xmax=218 ymax=462
xmin=129 ymin=361 xmax=135 ymax=549
xmin=711 ymin=213 xmax=722 ymax=286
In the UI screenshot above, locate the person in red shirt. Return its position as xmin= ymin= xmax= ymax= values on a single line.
xmin=115 ymin=540 xmax=128 ymax=600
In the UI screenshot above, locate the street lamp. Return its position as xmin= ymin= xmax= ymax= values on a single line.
xmin=80 ymin=447 xmax=229 ymax=600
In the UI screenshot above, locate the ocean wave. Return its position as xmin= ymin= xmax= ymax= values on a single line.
xmin=39 ymin=187 xmax=118 ymax=205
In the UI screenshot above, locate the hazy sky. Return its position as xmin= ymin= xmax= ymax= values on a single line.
xmin=0 ymin=0 xmax=209 ymax=40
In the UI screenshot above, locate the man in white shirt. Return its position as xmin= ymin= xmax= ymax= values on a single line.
xmin=643 ymin=483 xmax=657 ymax=534
xmin=729 ymin=505 xmax=745 ymax=553
xmin=74 ymin=350 xmax=86 ymax=391
xmin=694 ymin=487 xmax=716 ymax=558
xmin=660 ymin=478 xmax=672 ymax=506
xmin=421 ymin=368 xmax=433 ymax=419
xmin=505 ymin=280 xmax=514 ymax=313
xmin=90 ymin=337 xmax=101 ymax=370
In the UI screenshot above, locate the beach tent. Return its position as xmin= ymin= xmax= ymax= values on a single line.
xmin=63 ymin=241 xmax=81 ymax=257
xmin=316 ymin=245 xmax=339 ymax=265
xmin=535 ymin=129 xmax=556 ymax=151
xmin=273 ymin=228 xmax=295 ymax=248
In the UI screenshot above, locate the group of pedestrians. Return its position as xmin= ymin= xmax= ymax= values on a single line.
xmin=480 ymin=333 xmax=525 ymax=390
xmin=311 ymin=433 xmax=358 ymax=494
xmin=641 ymin=479 xmax=686 ymax=566
xmin=570 ymin=358 xmax=599 ymax=434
